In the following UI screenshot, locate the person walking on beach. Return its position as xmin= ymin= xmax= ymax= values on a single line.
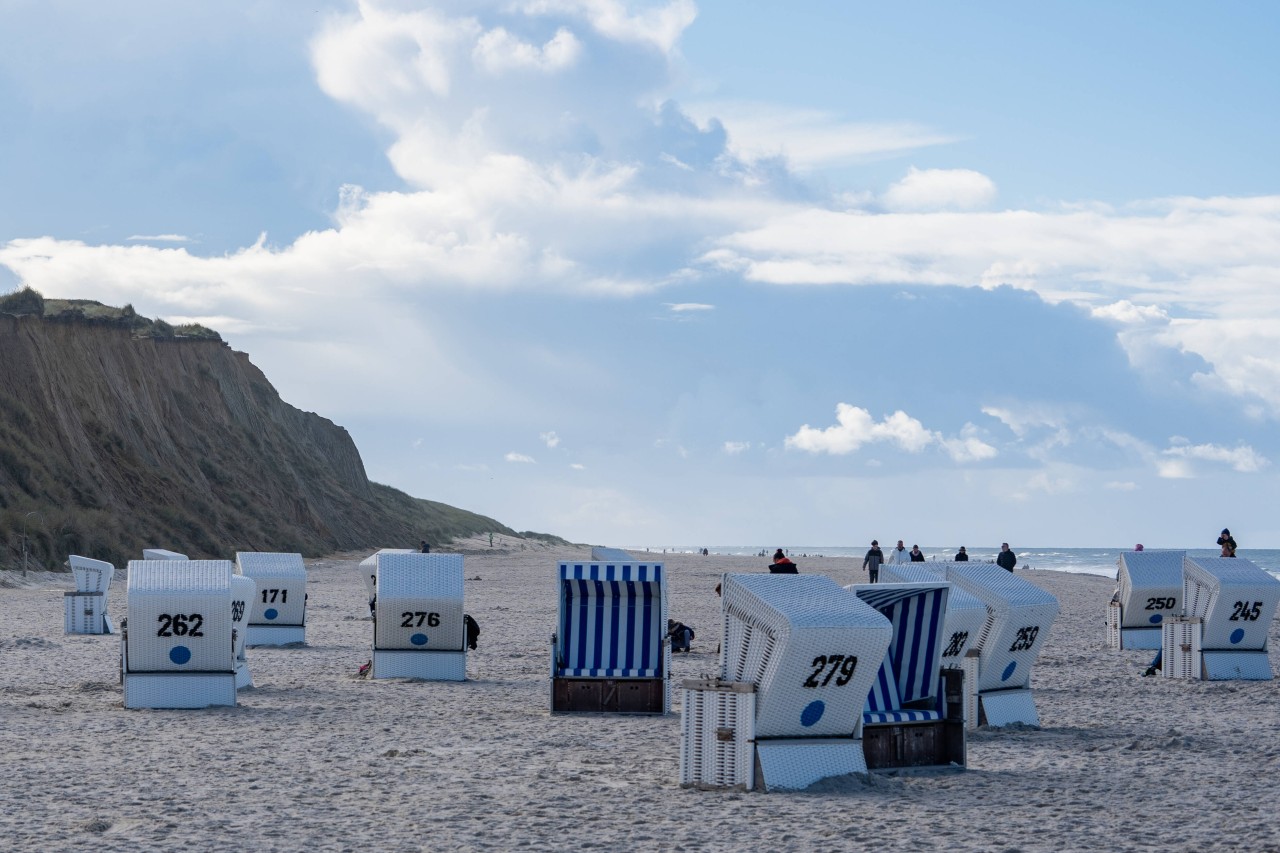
xmin=863 ymin=540 xmax=884 ymax=583
xmin=909 ymin=544 xmax=925 ymax=562
xmin=954 ymin=546 xmax=969 ymax=561
xmin=887 ymin=540 xmax=909 ymax=564
xmin=997 ymin=543 xmax=1017 ymax=572
xmin=1218 ymin=528 xmax=1237 ymax=557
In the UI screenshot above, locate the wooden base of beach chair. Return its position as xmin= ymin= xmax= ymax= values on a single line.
xmin=551 ymin=676 xmax=666 ymax=714
xmin=246 ymin=624 xmax=305 ymax=646
xmin=754 ymin=739 xmax=867 ymax=791
xmin=123 ymin=672 xmax=237 ymax=709
xmin=863 ymin=669 xmax=967 ymax=770
xmin=372 ymin=649 xmax=466 ymax=680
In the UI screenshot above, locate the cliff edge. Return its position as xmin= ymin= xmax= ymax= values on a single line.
xmin=0 ymin=290 xmax=532 ymax=568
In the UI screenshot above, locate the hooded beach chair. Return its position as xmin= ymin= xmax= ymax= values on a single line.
xmin=360 ymin=548 xmax=414 ymax=615
xmin=551 ymin=559 xmax=668 ymax=714
xmin=851 ymin=582 xmax=966 ymax=770
xmin=881 ymin=563 xmax=989 ymax=728
xmin=1108 ymin=550 xmax=1185 ymax=650
xmin=370 ymin=551 xmax=467 ymax=680
xmin=235 ymin=552 xmax=308 ymax=646
xmin=1164 ymin=556 xmax=1280 ymax=680
xmin=121 ymin=560 xmax=239 ymax=709
xmin=142 ymin=549 xmax=188 ymax=561
xmin=938 ymin=562 xmax=1059 ymax=727
xmin=64 ymin=555 xmax=116 ymax=635
xmin=689 ymin=573 xmax=892 ymax=791
xmin=230 ymin=573 xmax=256 ymax=689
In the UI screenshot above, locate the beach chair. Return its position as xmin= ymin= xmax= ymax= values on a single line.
xmin=235 ymin=552 xmax=308 ymax=645
xmin=696 ymin=573 xmax=892 ymax=791
xmin=1108 ymin=550 xmax=1185 ymax=650
xmin=551 ymin=560 xmax=668 ymax=714
xmin=371 ymin=551 xmax=467 ymax=680
xmin=121 ymin=560 xmax=239 ymax=709
xmin=359 ymin=548 xmax=413 ymax=614
xmin=1164 ymin=557 xmax=1280 ymax=680
xmin=938 ymin=562 xmax=1059 ymax=727
xmin=851 ymin=582 xmax=966 ymax=770
xmin=143 ymin=549 xmax=188 ymax=561
xmin=64 ymin=555 xmax=116 ymax=635
xmin=880 ymin=563 xmax=988 ymax=727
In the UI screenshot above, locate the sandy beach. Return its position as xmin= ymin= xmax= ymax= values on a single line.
xmin=3 ymin=539 xmax=1279 ymax=852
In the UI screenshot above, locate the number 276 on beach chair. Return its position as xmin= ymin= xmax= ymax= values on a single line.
xmin=550 ymin=561 xmax=669 ymax=714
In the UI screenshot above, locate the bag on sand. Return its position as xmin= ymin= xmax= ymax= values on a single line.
xmin=464 ymin=614 xmax=480 ymax=650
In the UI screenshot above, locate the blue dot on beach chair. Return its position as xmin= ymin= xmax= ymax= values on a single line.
xmin=800 ymin=700 xmax=825 ymax=727
xmin=411 ymin=633 xmax=428 ymax=646
xmin=1230 ymin=628 xmax=1245 ymax=644
xmin=1148 ymin=613 xmax=1162 ymax=624
xmin=264 ymin=608 xmax=278 ymax=620
xmin=1002 ymin=661 xmax=1017 ymax=681
xmin=169 ymin=646 xmax=191 ymax=665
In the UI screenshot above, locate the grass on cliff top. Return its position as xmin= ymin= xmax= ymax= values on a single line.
xmin=0 ymin=288 xmax=221 ymax=341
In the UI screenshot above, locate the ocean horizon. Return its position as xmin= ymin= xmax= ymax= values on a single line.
xmin=624 ymin=545 xmax=1280 ymax=580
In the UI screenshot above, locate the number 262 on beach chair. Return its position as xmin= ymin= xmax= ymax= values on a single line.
xmin=550 ymin=561 xmax=669 ymax=714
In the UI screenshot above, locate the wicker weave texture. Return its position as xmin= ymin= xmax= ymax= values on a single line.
xmin=680 ymin=682 xmax=756 ymax=790
xmin=1116 ymin=550 xmax=1185 ymax=629
xmin=360 ymin=548 xmax=414 ymax=606
xmin=1182 ymin=557 xmax=1280 ymax=650
xmin=142 ymin=549 xmax=187 ymax=561
xmin=236 ymin=552 xmax=307 ymax=627
xmin=719 ymin=574 xmax=891 ymax=739
xmin=69 ymin=555 xmax=114 ymax=594
xmin=942 ymin=563 xmax=1059 ymax=693
xmin=125 ymin=560 xmax=235 ymax=672
xmin=374 ymin=553 xmax=465 ymax=651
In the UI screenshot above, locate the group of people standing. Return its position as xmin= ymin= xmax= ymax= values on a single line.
xmin=860 ymin=540 xmax=1017 ymax=582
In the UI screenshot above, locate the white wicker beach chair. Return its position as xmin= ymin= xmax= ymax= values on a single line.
xmin=371 ymin=552 xmax=466 ymax=680
xmin=235 ymin=552 xmax=308 ymax=646
xmin=64 ymin=555 xmax=116 ymax=635
xmin=359 ymin=548 xmax=414 ymax=614
xmin=551 ymin=560 xmax=668 ymax=714
xmin=938 ymin=562 xmax=1059 ymax=727
xmin=1167 ymin=556 xmax=1280 ymax=680
xmin=1109 ymin=550 xmax=1185 ymax=650
xmin=711 ymin=573 xmax=892 ymax=790
xmin=848 ymin=582 xmax=966 ymax=769
xmin=122 ymin=560 xmax=238 ymax=709
xmin=142 ymin=549 xmax=188 ymax=561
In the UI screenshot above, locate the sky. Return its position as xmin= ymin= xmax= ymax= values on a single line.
xmin=3 ymin=0 xmax=1280 ymax=549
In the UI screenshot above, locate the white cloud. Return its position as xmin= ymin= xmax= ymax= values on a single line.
xmin=722 ymin=441 xmax=750 ymax=455
xmin=505 ymin=451 xmax=536 ymax=463
xmin=881 ymin=167 xmax=997 ymax=212
xmin=473 ymin=26 xmax=581 ymax=74
xmin=516 ymin=0 xmax=697 ymax=53
xmin=127 ymin=234 xmax=192 ymax=243
xmin=540 ymin=431 xmax=560 ymax=448
xmin=569 ymin=462 xmax=586 ymax=470
xmin=785 ymin=404 xmax=994 ymax=463
xmin=666 ymin=302 xmax=713 ymax=312
xmin=1091 ymin=299 xmax=1168 ymax=325
xmin=1161 ymin=441 xmax=1268 ymax=474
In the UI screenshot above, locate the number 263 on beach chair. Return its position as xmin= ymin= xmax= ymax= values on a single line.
xmin=550 ymin=560 xmax=669 ymax=714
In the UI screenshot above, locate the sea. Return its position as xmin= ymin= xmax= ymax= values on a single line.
xmin=626 ymin=545 xmax=1280 ymax=580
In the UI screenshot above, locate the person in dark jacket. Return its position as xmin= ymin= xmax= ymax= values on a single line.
xmin=862 ymin=540 xmax=884 ymax=583
xmin=769 ymin=549 xmax=798 ymax=574
xmin=996 ymin=543 xmax=1017 ymax=572
xmin=909 ymin=545 xmax=926 ymax=562
xmin=954 ymin=546 xmax=969 ymax=561
xmin=1217 ymin=528 xmax=1237 ymax=557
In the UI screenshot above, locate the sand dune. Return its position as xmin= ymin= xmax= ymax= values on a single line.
xmin=3 ymin=542 xmax=1278 ymax=851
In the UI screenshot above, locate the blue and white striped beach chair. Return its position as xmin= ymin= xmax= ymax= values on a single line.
xmin=551 ymin=560 xmax=668 ymax=714
xmin=853 ymin=582 xmax=966 ymax=769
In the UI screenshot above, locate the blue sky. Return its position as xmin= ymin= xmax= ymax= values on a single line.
xmin=3 ymin=1 xmax=1280 ymax=549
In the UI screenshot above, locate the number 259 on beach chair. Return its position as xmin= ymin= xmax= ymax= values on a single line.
xmin=551 ymin=560 xmax=669 ymax=714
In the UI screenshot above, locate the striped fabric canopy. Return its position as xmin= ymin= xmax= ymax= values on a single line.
xmin=557 ymin=562 xmax=665 ymax=678
xmin=856 ymin=583 xmax=949 ymax=724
